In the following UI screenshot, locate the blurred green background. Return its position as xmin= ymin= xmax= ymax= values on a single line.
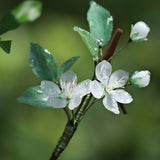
xmin=0 ymin=0 xmax=160 ymax=160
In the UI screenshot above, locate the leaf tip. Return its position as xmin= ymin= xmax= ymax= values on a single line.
xmin=75 ymin=56 xmax=80 ymax=59
xmin=30 ymin=42 xmax=39 ymax=50
xmin=17 ymin=96 xmax=22 ymax=103
xmin=90 ymin=1 xmax=97 ymax=6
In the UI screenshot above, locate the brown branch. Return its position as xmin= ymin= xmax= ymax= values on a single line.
xmin=102 ymin=28 xmax=127 ymax=115
xmin=49 ymin=121 xmax=77 ymax=160
xmin=102 ymin=28 xmax=123 ymax=60
xmin=50 ymin=156 xmax=57 ymax=160
xmin=119 ymin=103 xmax=127 ymax=114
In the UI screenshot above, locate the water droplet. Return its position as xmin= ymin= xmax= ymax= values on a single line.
xmin=29 ymin=58 xmax=36 ymax=68
xmin=94 ymin=48 xmax=98 ymax=51
xmin=44 ymin=49 xmax=51 ymax=55
xmin=46 ymin=56 xmax=54 ymax=63
xmin=101 ymin=39 xmax=104 ymax=42
xmin=107 ymin=16 xmax=113 ymax=25
xmin=36 ymin=89 xmax=42 ymax=94
xmin=89 ymin=21 xmax=94 ymax=26
xmin=91 ymin=1 xmax=96 ymax=5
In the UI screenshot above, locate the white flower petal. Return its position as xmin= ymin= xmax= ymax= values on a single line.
xmin=68 ymin=96 xmax=82 ymax=110
xmin=110 ymin=89 xmax=133 ymax=104
xmin=89 ymin=80 xmax=104 ymax=98
xmin=47 ymin=97 xmax=67 ymax=108
xmin=60 ymin=71 xmax=78 ymax=97
xmin=41 ymin=80 xmax=61 ymax=97
xmin=60 ymin=71 xmax=78 ymax=90
xmin=109 ymin=70 xmax=129 ymax=89
xmin=72 ymin=79 xmax=91 ymax=97
xmin=103 ymin=94 xmax=120 ymax=114
xmin=96 ymin=60 xmax=112 ymax=84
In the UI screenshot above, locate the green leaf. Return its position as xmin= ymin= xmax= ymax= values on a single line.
xmin=18 ymin=86 xmax=53 ymax=108
xmin=29 ymin=43 xmax=58 ymax=81
xmin=74 ymin=27 xmax=99 ymax=58
xmin=0 ymin=40 xmax=11 ymax=54
xmin=0 ymin=1 xmax=42 ymax=35
xmin=58 ymin=56 xmax=80 ymax=80
xmin=87 ymin=1 xmax=113 ymax=46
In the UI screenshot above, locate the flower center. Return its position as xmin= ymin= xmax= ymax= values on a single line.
xmin=61 ymin=79 xmax=77 ymax=99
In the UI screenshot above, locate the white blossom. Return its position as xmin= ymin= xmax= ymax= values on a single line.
xmin=130 ymin=70 xmax=151 ymax=88
xmin=130 ymin=21 xmax=150 ymax=42
xmin=41 ymin=71 xmax=91 ymax=110
xmin=90 ymin=60 xmax=133 ymax=114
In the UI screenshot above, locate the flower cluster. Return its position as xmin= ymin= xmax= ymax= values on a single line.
xmin=40 ymin=19 xmax=151 ymax=115
xmin=41 ymin=60 xmax=151 ymax=114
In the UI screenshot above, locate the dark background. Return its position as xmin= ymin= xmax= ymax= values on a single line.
xmin=0 ymin=0 xmax=160 ymax=159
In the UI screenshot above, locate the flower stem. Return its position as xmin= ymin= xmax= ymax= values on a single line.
xmin=83 ymin=98 xmax=100 ymax=114
xmin=74 ymin=94 xmax=92 ymax=124
xmin=108 ymin=39 xmax=131 ymax=61
xmin=63 ymin=108 xmax=71 ymax=121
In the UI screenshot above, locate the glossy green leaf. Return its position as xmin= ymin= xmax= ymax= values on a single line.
xmin=58 ymin=56 xmax=80 ymax=80
xmin=74 ymin=27 xmax=99 ymax=58
xmin=0 ymin=40 xmax=11 ymax=54
xmin=29 ymin=43 xmax=58 ymax=81
xmin=0 ymin=1 xmax=42 ymax=35
xmin=18 ymin=86 xmax=53 ymax=108
xmin=87 ymin=1 xmax=113 ymax=46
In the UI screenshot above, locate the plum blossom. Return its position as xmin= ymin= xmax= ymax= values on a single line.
xmin=130 ymin=70 xmax=151 ymax=88
xmin=130 ymin=21 xmax=150 ymax=42
xmin=89 ymin=60 xmax=133 ymax=114
xmin=41 ymin=71 xmax=91 ymax=110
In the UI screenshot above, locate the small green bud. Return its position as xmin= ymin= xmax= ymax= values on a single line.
xmin=130 ymin=21 xmax=150 ymax=42
xmin=130 ymin=70 xmax=151 ymax=88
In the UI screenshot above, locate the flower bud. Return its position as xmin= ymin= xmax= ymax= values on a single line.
xmin=130 ymin=70 xmax=151 ymax=88
xmin=130 ymin=21 xmax=150 ymax=42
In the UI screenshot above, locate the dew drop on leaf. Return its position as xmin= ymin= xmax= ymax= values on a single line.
xmin=29 ymin=58 xmax=36 ymax=68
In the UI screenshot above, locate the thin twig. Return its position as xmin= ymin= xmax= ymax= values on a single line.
xmin=63 ymin=108 xmax=71 ymax=121
xmin=119 ymin=103 xmax=127 ymax=114
xmin=72 ymin=110 xmax=75 ymax=124
xmin=108 ymin=39 xmax=132 ymax=61
xmin=84 ymin=98 xmax=101 ymax=113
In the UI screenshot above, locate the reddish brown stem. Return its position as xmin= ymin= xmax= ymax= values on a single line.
xmin=119 ymin=103 xmax=127 ymax=114
xmin=102 ymin=28 xmax=127 ymax=114
xmin=50 ymin=156 xmax=57 ymax=160
xmin=102 ymin=28 xmax=123 ymax=60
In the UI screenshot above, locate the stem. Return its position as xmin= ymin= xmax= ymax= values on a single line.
xmin=72 ymin=110 xmax=75 ymax=123
xmin=49 ymin=94 xmax=92 ymax=160
xmin=83 ymin=98 xmax=101 ymax=114
xmin=50 ymin=121 xmax=77 ymax=160
xmin=108 ymin=39 xmax=131 ymax=61
xmin=49 ymin=28 xmax=125 ymax=160
xmin=74 ymin=94 xmax=92 ymax=125
xmin=119 ymin=103 xmax=127 ymax=114
xmin=102 ymin=28 xmax=123 ymax=61
xmin=63 ymin=108 xmax=71 ymax=121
